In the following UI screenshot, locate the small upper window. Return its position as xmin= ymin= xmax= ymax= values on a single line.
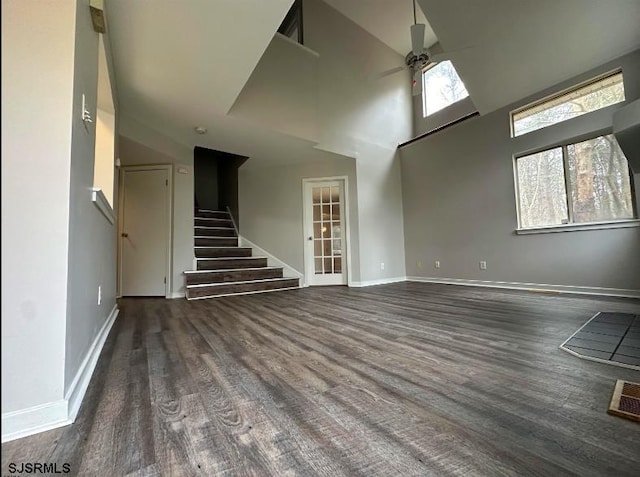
xmin=422 ymin=60 xmax=469 ymax=117
xmin=511 ymin=71 xmax=625 ymax=137
xmin=278 ymin=0 xmax=303 ymax=45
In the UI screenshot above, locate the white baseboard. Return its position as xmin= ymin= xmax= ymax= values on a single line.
xmin=168 ymin=291 xmax=186 ymax=299
xmin=2 ymin=305 xmax=120 ymax=443
xmin=65 ymin=305 xmax=119 ymax=421
xmin=239 ymin=236 xmax=305 ymax=286
xmin=1 ymin=400 xmax=70 ymax=443
xmin=350 ymin=276 xmax=407 ymax=288
xmin=407 ymin=276 xmax=640 ymax=298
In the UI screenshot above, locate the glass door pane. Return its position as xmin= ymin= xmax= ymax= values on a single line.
xmin=311 ymin=185 xmax=343 ymax=275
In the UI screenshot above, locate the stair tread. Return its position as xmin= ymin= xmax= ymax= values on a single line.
xmin=194 ymin=246 xmax=250 ymax=249
xmin=194 ymin=225 xmax=236 ymax=229
xmin=196 ymin=256 xmax=266 ymax=261
xmin=184 ymin=267 xmax=281 ymax=274
xmin=187 ymin=277 xmax=297 ymax=288
xmin=193 ymin=235 xmax=242 ymax=240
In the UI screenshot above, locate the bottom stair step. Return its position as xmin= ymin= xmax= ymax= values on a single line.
xmin=186 ymin=278 xmax=299 ymax=299
xmin=185 ymin=267 xmax=283 ymax=285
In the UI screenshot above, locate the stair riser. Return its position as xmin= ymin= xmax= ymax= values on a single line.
xmin=187 ymin=279 xmax=299 ymax=299
xmin=197 ymin=258 xmax=268 ymax=270
xmin=194 ymin=227 xmax=237 ymax=237
xmin=196 ymin=210 xmax=230 ymax=219
xmin=195 ymin=247 xmax=252 ymax=258
xmin=194 ymin=238 xmax=238 ymax=247
xmin=186 ymin=268 xmax=283 ymax=285
xmin=194 ymin=218 xmax=234 ymax=228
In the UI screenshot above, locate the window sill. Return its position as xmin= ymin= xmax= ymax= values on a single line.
xmin=516 ymin=219 xmax=640 ymax=235
xmin=91 ymin=187 xmax=115 ymax=224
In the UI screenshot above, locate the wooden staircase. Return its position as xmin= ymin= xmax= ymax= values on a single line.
xmin=184 ymin=209 xmax=299 ymax=299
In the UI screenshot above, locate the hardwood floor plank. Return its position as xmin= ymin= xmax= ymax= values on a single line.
xmin=2 ymin=283 xmax=639 ymax=476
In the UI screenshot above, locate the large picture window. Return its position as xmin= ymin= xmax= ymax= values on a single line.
xmin=515 ymin=134 xmax=635 ymax=229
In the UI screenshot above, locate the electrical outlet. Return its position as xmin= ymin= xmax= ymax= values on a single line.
xmin=380 ymin=262 xmax=385 ymax=271
xmin=417 ymin=260 xmax=423 ymax=269
xmin=435 ymin=260 xmax=440 ymax=269
xmin=480 ymin=261 xmax=487 ymax=270
xmin=97 ymin=285 xmax=102 ymax=305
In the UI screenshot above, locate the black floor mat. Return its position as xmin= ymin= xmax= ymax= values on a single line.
xmin=560 ymin=312 xmax=640 ymax=369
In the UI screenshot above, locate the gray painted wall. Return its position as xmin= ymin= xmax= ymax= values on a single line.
xmin=239 ymin=157 xmax=360 ymax=282
xmin=237 ymin=0 xmax=411 ymax=285
xmin=64 ymin=0 xmax=118 ymax=391
xmin=1 ymin=0 xmax=75 ymax=414
xmin=303 ymin=0 xmax=412 ymax=283
xmin=2 ymin=0 xmax=120 ymax=424
xmin=401 ymin=50 xmax=640 ymax=291
xmin=118 ymin=117 xmax=194 ymax=297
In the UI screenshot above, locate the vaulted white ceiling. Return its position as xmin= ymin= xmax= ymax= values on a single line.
xmin=106 ymin=0 xmax=640 ymax=160
xmin=417 ymin=0 xmax=640 ymax=114
xmin=106 ymin=0 xmax=293 ymax=118
xmin=323 ymin=0 xmax=438 ymax=55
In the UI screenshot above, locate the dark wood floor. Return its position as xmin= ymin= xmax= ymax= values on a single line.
xmin=3 ymin=283 xmax=640 ymax=476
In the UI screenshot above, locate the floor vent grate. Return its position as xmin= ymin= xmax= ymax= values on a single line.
xmin=608 ymin=380 xmax=640 ymax=422
xmin=559 ymin=312 xmax=640 ymax=370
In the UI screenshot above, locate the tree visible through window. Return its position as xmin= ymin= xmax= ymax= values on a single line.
xmin=511 ymin=72 xmax=625 ymax=137
xmin=422 ymin=61 xmax=469 ymax=117
xmin=516 ymin=135 xmax=635 ymax=229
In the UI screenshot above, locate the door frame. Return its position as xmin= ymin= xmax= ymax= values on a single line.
xmin=302 ymin=176 xmax=352 ymax=287
xmin=117 ymin=164 xmax=173 ymax=298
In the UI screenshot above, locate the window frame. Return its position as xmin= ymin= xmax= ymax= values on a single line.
xmin=278 ymin=0 xmax=303 ymax=45
xmin=513 ymin=131 xmax=638 ymax=234
xmin=421 ymin=60 xmax=470 ymax=118
xmin=510 ymin=69 xmax=625 ymax=138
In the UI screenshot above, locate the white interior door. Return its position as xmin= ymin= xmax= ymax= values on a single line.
xmin=120 ymin=168 xmax=169 ymax=296
xmin=304 ymin=180 xmax=347 ymax=286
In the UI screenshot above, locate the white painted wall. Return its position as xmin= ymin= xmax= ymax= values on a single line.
xmin=413 ymin=95 xmax=477 ymax=137
xmin=118 ymin=116 xmax=194 ymax=297
xmin=1 ymin=0 xmax=75 ymax=417
xmin=229 ymin=33 xmax=319 ymax=143
xmin=239 ymin=156 xmax=361 ymax=283
xmin=94 ymin=108 xmax=116 ymax=205
xmin=401 ymin=50 xmax=640 ymax=293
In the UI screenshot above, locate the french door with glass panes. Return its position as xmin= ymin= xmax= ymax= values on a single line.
xmin=304 ymin=180 xmax=347 ymax=286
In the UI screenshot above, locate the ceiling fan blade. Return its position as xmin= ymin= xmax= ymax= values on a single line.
xmin=428 ymin=52 xmax=449 ymax=62
xmin=410 ymin=23 xmax=425 ymax=56
xmin=371 ymin=66 xmax=405 ymax=80
xmin=428 ymin=45 xmax=474 ymax=63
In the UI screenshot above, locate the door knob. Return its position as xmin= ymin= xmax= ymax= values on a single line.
xmin=308 ymin=236 xmax=313 ymax=241
xmin=121 ymin=233 xmax=129 ymax=238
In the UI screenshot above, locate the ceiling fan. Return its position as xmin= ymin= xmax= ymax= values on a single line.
xmin=375 ymin=0 xmax=459 ymax=95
